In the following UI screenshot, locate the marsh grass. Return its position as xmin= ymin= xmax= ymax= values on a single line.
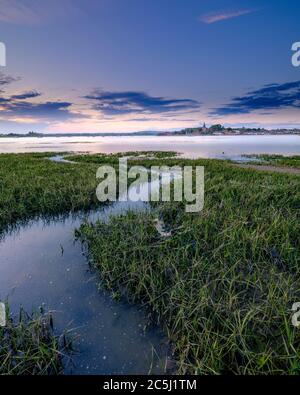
xmin=77 ymin=160 xmax=300 ymax=374
xmin=1 ymin=152 xmax=300 ymax=375
xmin=68 ymin=150 xmax=179 ymax=165
xmin=0 ymin=151 xmax=181 ymax=234
xmin=0 ymin=305 xmax=70 ymax=375
xmin=0 ymin=153 xmax=101 ymax=233
xmin=242 ymin=154 xmax=300 ymax=169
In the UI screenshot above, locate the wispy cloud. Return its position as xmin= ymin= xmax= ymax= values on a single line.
xmin=0 ymin=0 xmax=83 ymax=25
xmin=0 ymin=72 xmax=20 ymax=86
xmin=0 ymin=0 xmax=38 ymax=24
xmin=211 ymin=81 xmax=300 ymax=116
xmin=0 ymin=92 xmax=80 ymax=121
xmin=0 ymin=100 xmax=77 ymax=120
xmin=0 ymin=76 xmax=83 ymax=121
xmin=11 ymin=90 xmax=41 ymax=100
xmin=85 ymin=90 xmax=200 ymax=116
xmin=199 ymin=8 xmax=257 ymax=24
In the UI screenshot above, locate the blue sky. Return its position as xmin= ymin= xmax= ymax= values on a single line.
xmin=0 ymin=0 xmax=299 ymax=133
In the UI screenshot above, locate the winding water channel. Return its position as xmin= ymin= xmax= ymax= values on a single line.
xmin=0 ymin=168 xmax=173 ymax=375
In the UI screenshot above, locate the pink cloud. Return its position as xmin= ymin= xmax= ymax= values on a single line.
xmin=0 ymin=0 xmax=83 ymax=25
xmin=199 ymin=9 xmax=257 ymax=24
xmin=0 ymin=0 xmax=39 ymax=24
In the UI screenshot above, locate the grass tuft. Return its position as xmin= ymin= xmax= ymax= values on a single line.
xmin=0 ymin=305 xmax=71 ymax=375
xmin=77 ymin=159 xmax=300 ymax=374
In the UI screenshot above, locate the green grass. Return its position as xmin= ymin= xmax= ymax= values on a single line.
xmin=0 ymin=151 xmax=178 ymax=233
xmin=0 ymin=305 xmax=70 ymax=375
xmin=77 ymin=159 xmax=300 ymax=375
xmin=0 ymin=151 xmax=179 ymax=374
xmin=242 ymin=154 xmax=300 ymax=169
xmin=1 ymin=152 xmax=300 ymax=375
xmin=68 ymin=150 xmax=179 ymax=164
xmin=0 ymin=153 xmax=101 ymax=233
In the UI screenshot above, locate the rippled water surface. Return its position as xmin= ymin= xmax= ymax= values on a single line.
xmin=0 ymin=178 xmax=170 ymax=375
xmin=1 ymin=134 xmax=299 ymax=374
xmin=0 ymin=135 xmax=299 ymax=158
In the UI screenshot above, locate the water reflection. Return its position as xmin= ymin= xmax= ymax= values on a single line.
xmin=0 ymin=135 xmax=299 ymax=158
xmin=0 ymin=178 xmax=172 ymax=375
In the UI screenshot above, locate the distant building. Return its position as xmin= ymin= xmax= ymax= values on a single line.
xmin=185 ymin=122 xmax=209 ymax=136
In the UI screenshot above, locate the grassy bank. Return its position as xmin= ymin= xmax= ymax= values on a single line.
xmin=0 ymin=151 xmax=179 ymax=234
xmin=0 ymin=151 xmax=179 ymax=374
xmin=242 ymin=154 xmax=300 ymax=169
xmin=0 ymin=306 xmax=69 ymax=375
xmin=77 ymin=159 xmax=300 ymax=374
xmin=1 ymin=152 xmax=300 ymax=375
xmin=0 ymin=153 xmax=100 ymax=233
xmin=68 ymin=150 xmax=179 ymax=164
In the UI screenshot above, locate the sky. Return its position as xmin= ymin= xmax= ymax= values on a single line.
xmin=0 ymin=0 xmax=299 ymax=134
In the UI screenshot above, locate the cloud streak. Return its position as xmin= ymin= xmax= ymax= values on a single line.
xmin=0 ymin=100 xmax=77 ymax=120
xmin=0 ymin=0 xmax=39 ymax=24
xmin=211 ymin=81 xmax=300 ymax=116
xmin=0 ymin=84 xmax=82 ymax=121
xmin=85 ymin=90 xmax=200 ymax=116
xmin=0 ymin=73 xmax=87 ymax=124
xmin=199 ymin=8 xmax=257 ymax=24
xmin=0 ymin=72 xmax=20 ymax=86
xmin=11 ymin=90 xmax=41 ymax=100
xmin=0 ymin=0 xmax=82 ymax=25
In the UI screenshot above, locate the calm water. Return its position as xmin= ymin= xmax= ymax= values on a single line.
xmin=0 ymin=176 xmax=172 ymax=375
xmin=0 ymin=135 xmax=300 ymax=158
xmin=1 ymin=134 xmax=299 ymax=374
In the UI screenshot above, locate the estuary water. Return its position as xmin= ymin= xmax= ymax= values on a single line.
xmin=0 ymin=135 xmax=299 ymax=159
xmin=0 ymin=134 xmax=299 ymax=374
xmin=0 ymin=173 xmax=173 ymax=375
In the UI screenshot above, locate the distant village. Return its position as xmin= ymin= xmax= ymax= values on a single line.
xmin=1 ymin=124 xmax=300 ymax=138
xmin=158 ymin=123 xmax=300 ymax=136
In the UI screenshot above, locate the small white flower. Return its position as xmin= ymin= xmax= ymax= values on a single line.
xmin=154 ymin=219 xmax=172 ymax=237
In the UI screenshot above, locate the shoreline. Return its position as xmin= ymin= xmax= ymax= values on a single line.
xmin=1 ymin=132 xmax=300 ymax=139
xmin=1 ymin=152 xmax=300 ymax=374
